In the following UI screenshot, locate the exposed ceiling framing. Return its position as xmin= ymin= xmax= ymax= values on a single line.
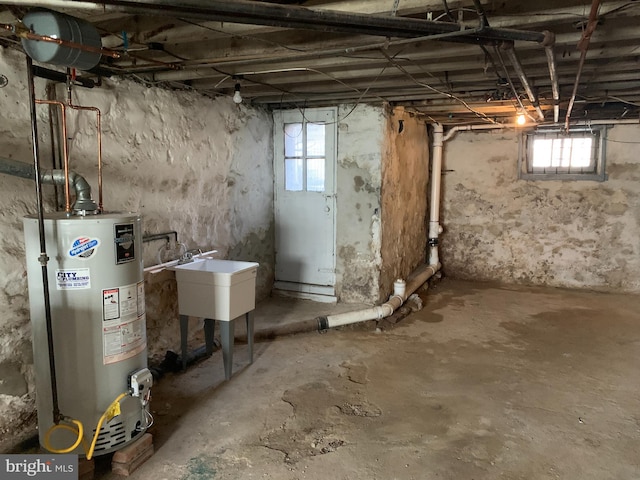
xmin=1 ymin=0 xmax=640 ymax=125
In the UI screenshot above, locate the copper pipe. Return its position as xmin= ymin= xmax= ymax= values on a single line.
xmin=66 ymin=70 xmax=103 ymax=212
xmin=35 ymin=99 xmax=71 ymax=213
xmin=565 ymin=0 xmax=602 ymax=130
xmin=67 ymin=103 xmax=103 ymax=212
xmin=2 ymin=23 xmax=120 ymax=59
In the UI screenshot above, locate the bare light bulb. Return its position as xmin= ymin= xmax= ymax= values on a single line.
xmin=232 ymin=83 xmax=242 ymax=104
xmin=516 ymin=113 xmax=526 ymax=125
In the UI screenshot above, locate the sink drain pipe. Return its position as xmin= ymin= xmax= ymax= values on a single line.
xmin=317 ymin=123 xmax=445 ymax=331
xmin=316 ymin=262 xmax=441 ymax=330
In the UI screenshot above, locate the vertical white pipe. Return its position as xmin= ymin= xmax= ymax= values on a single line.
xmin=429 ymin=123 xmax=444 ymax=267
xmin=319 ymin=125 xmax=446 ymax=330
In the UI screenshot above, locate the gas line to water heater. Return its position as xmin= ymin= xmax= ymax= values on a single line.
xmin=43 ymin=366 xmax=154 ymax=458
xmin=44 ymin=393 xmax=127 ymax=459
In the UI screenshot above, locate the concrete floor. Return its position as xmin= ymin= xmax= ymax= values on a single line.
xmin=97 ymin=279 xmax=640 ymax=479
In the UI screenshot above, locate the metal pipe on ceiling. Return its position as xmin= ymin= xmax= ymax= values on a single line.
xmin=538 ymin=29 xmax=560 ymax=124
xmin=501 ymin=42 xmax=545 ymax=121
xmin=544 ymin=42 xmax=560 ymax=124
xmin=92 ymin=1 xmax=635 ymax=49
xmin=153 ymin=27 xmax=485 ymax=82
xmin=471 ymin=0 xmax=489 ymax=29
xmin=14 ymin=0 xmax=548 ymax=44
xmin=565 ymin=0 xmax=602 ymax=130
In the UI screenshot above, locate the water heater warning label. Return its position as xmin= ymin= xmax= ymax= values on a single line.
xmin=102 ymin=281 xmax=147 ymax=365
xmin=56 ymin=269 xmax=91 ymax=290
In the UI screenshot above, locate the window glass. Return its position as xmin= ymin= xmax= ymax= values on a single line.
xmin=285 ymin=158 xmax=303 ymax=191
xmin=569 ymin=137 xmax=593 ymax=168
xmin=519 ymin=128 xmax=604 ymax=181
xmin=307 ymin=157 xmax=325 ymax=192
xmin=284 ymin=123 xmax=303 ymax=157
xmin=532 ymin=139 xmax=553 ymax=168
xmin=533 ymin=136 xmax=594 ymax=170
xmin=307 ymin=123 xmax=325 ymax=156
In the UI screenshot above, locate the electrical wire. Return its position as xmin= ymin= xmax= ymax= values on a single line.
xmin=276 ymin=58 xmax=394 ymax=126
xmin=441 ymin=0 xmax=456 ymax=22
xmin=603 ymin=137 xmax=640 ymax=144
xmin=491 ymin=2 xmax=638 ymax=20
xmin=177 ymin=18 xmax=308 ymax=54
xmin=379 ymin=49 xmax=496 ymax=123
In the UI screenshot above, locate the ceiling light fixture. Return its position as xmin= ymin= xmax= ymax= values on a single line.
xmin=516 ymin=112 xmax=526 ymax=126
xmin=232 ymin=83 xmax=242 ymax=104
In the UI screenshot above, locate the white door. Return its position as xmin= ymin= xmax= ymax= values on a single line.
xmin=273 ymin=108 xmax=336 ymax=296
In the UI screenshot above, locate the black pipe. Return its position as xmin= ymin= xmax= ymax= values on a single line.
xmin=33 ymin=66 xmax=95 ymax=88
xmin=471 ymin=0 xmax=489 ymax=29
xmin=45 ymin=83 xmax=64 ymax=210
xmin=70 ymin=0 xmax=547 ymax=44
xmin=143 ymin=231 xmax=178 ymax=244
xmin=27 ymin=57 xmax=61 ymax=425
xmin=441 ymin=0 xmax=456 ymax=23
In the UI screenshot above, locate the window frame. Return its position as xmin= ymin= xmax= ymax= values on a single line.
xmin=518 ymin=126 xmax=608 ymax=182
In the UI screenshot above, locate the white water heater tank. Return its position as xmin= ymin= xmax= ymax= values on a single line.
xmin=23 ymin=212 xmax=148 ymax=456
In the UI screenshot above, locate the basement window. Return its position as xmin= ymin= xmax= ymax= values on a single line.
xmin=518 ymin=127 xmax=607 ymax=181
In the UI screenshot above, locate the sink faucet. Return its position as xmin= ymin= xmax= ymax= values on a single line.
xmin=178 ymin=248 xmax=203 ymax=264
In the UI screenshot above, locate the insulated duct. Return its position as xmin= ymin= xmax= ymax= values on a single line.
xmin=0 ymin=156 xmax=97 ymax=212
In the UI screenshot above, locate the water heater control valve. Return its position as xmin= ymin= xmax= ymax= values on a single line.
xmin=128 ymin=368 xmax=153 ymax=397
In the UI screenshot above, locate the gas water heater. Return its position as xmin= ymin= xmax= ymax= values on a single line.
xmin=23 ymin=212 xmax=151 ymax=456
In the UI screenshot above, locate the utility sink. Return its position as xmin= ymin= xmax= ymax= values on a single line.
xmin=173 ymin=259 xmax=259 ymax=321
xmin=173 ymin=258 xmax=259 ymax=380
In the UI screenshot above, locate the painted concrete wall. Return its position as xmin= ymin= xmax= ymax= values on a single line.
xmin=380 ymin=109 xmax=429 ymax=297
xmin=335 ymin=104 xmax=385 ymax=303
xmin=440 ymin=125 xmax=640 ymax=292
xmin=0 ymin=47 xmax=274 ymax=450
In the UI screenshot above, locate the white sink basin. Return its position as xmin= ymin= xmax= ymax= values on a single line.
xmin=173 ymin=259 xmax=259 ymax=321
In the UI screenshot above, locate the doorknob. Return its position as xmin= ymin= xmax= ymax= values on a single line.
xmin=325 ymin=206 xmax=330 ymax=212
